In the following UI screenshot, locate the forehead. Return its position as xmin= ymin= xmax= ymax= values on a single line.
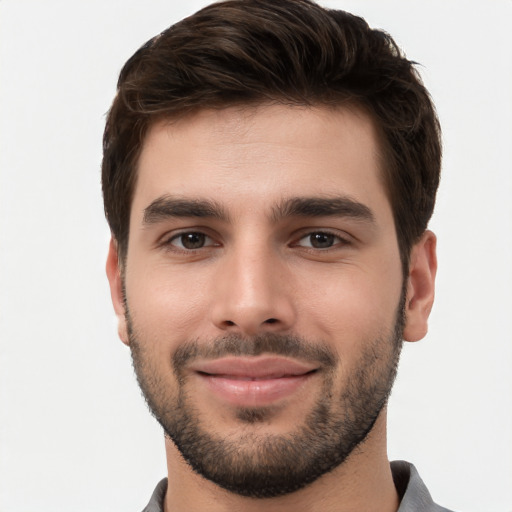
xmin=132 ymin=104 xmax=390 ymax=223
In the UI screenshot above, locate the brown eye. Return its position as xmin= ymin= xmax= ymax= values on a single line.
xmin=295 ymin=231 xmax=348 ymax=250
xmin=171 ymin=232 xmax=209 ymax=250
xmin=309 ymin=232 xmax=335 ymax=248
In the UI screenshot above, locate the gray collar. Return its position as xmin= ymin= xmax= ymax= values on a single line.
xmin=392 ymin=460 xmax=453 ymax=512
xmin=142 ymin=461 xmax=453 ymax=512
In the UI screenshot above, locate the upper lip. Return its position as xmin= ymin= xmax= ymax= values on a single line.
xmin=189 ymin=356 xmax=318 ymax=379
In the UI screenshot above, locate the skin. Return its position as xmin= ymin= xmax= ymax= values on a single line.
xmin=107 ymin=104 xmax=437 ymax=512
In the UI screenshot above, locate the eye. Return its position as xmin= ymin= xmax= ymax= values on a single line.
xmin=168 ymin=232 xmax=215 ymax=250
xmin=296 ymin=231 xmax=346 ymax=249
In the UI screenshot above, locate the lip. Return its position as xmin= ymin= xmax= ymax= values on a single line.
xmin=190 ymin=356 xmax=318 ymax=407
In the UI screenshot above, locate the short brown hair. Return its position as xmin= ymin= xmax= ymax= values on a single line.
xmin=102 ymin=0 xmax=441 ymax=274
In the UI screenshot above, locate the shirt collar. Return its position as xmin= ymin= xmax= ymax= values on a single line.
xmin=142 ymin=461 xmax=452 ymax=512
xmin=392 ymin=460 xmax=452 ymax=512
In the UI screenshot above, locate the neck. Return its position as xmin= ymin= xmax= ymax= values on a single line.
xmin=162 ymin=409 xmax=399 ymax=512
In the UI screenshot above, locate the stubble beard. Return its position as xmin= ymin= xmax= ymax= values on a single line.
xmin=127 ymin=295 xmax=405 ymax=498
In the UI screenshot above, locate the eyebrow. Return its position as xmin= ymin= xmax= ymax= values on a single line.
xmin=143 ymin=196 xmax=229 ymax=225
xmin=142 ymin=194 xmax=375 ymax=226
xmin=271 ymin=196 xmax=375 ymax=224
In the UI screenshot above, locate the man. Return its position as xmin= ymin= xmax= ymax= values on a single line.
xmin=102 ymin=0 xmax=448 ymax=510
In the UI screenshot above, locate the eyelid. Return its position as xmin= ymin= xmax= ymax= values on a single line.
xmin=159 ymin=228 xmax=221 ymax=251
xmin=292 ymin=229 xmax=352 ymax=248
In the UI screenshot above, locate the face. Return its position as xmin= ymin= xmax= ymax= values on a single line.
xmin=107 ymin=105 xmax=434 ymax=497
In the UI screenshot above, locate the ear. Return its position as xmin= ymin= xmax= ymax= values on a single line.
xmin=402 ymin=230 xmax=437 ymax=342
xmin=106 ymin=238 xmax=130 ymax=346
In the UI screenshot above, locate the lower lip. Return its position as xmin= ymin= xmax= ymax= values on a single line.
xmin=198 ymin=373 xmax=315 ymax=407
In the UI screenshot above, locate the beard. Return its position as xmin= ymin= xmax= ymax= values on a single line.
xmin=127 ymin=294 xmax=405 ymax=499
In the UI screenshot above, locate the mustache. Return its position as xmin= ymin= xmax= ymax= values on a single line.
xmin=172 ymin=333 xmax=337 ymax=371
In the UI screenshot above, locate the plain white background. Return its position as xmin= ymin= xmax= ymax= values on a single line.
xmin=0 ymin=1 xmax=511 ymax=510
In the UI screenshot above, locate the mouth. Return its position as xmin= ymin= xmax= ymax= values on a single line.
xmin=189 ymin=356 xmax=319 ymax=407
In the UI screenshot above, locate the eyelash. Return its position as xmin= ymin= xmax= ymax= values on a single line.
xmin=293 ymin=230 xmax=351 ymax=250
xmin=163 ymin=231 xmax=218 ymax=252
xmin=160 ymin=229 xmax=351 ymax=253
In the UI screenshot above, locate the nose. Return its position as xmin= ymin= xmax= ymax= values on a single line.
xmin=210 ymin=243 xmax=296 ymax=336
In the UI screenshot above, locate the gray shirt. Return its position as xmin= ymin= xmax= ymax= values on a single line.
xmin=142 ymin=460 xmax=453 ymax=512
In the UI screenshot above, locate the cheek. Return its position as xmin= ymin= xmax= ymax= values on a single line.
xmin=295 ymin=263 xmax=402 ymax=350
xmin=124 ymin=263 xmax=212 ymax=347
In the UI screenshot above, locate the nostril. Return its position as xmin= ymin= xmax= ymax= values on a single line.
xmin=219 ymin=318 xmax=282 ymax=331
